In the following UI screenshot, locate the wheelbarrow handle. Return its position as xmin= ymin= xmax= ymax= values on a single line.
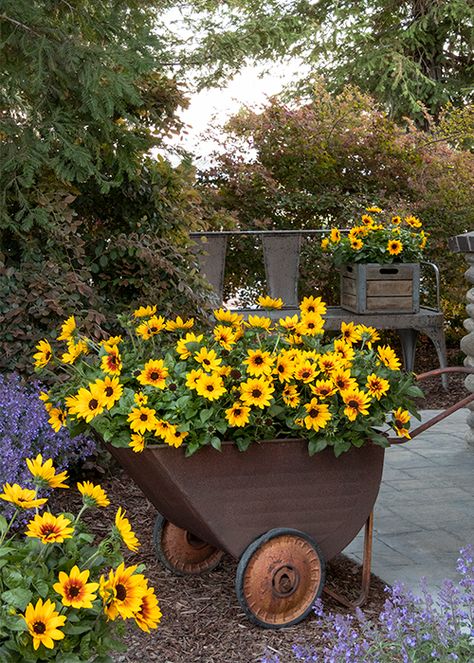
xmin=389 ymin=366 xmax=474 ymax=444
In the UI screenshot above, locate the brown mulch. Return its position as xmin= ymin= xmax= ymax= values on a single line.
xmin=50 ymin=341 xmax=468 ymax=662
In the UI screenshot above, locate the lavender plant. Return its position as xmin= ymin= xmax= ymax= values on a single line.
xmin=0 ymin=373 xmax=95 ymax=521
xmin=262 ymin=545 xmax=473 ymax=662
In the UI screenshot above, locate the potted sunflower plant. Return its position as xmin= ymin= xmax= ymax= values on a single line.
xmin=0 ymin=456 xmax=161 ymax=662
xmin=322 ymin=207 xmax=429 ymax=314
xmin=31 ymin=296 xmax=423 ymax=629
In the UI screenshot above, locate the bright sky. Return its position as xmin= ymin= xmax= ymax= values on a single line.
xmin=170 ymin=61 xmax=305 ymax=165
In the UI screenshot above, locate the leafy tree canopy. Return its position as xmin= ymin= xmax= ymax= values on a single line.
xmin=178 ymin=0 xmax=473 ymax=125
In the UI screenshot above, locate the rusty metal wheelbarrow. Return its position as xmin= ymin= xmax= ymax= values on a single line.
xmin=109 ymin=367 xmax=474 ymax=629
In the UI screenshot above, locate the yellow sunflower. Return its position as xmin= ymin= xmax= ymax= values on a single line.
xmin=70 ymin=384 xmax=106 ymax=422
xmin=53 ymin=565 xmax=99 ymax=609
xmin=61 ymin=339 xmax=88 ymax=364
xmin=377 ymin=345 xmax=401 ymax=371
xmin=33 ymin=339 xmax=53 ymax=368
xmin=332 ymin=368 xmax=357 ymax=393
xmin=0 ymin=484 xmax=47 ymax=510
xmin=310 ymin=379 xmax=337 ymax=399
xmin=278 ymin=314 xmax=299 ymax=332
xmin=137 ymin=359 xmax=169 ymax=389
xmin=134 ymin=585 xmax=162 ymax=632
xmin=351 ymin=238 xmax=363 ymax=251
xmin=39 ymin=391 xmax=52 ymax=412
xmin=165 ymin=316 xmax=194 ymax=331
xmin=274 ymin=353 xmax=294 ymax=382
xmin=358 ymin=324 xmax=380 ymax=348
xmin=94 ymin=375 xmax=123 ymax=409
xmin=225 ymin=402 xmax=251 ymax=427
xmin=23 ymin=598 xmax=66 ymax=651
xmin=136 ymin=315 xmax=166 ymax=340
xmin=127 ymin=406 xmax=158 ymax=434
xmin=134 ymin=391 xmax=148 ymax=406
xmin=405 ymin=215 xmax=422 ymax=228
xmin=321 ymin=237 xmax=330 ymax=250
xmin=392 ymin=407 xmax=411 ymax=438
xmin=391 ymin=215 xmax=402 ymax=225
xmin=77 ymin=481 xmax=110 ymax=508
xmin=243 ymin=349 xmax=274 ymax=377
xmin=185 ymin=368 xmax=204 ymax=390
xmin=25 ymin=512 xmax=74 ymax=544
xmin=213 ymin=309 xmax=244 ymax=326
xmin=387 ymin=239 xmax=403 ymax=255
xmin=366 ymin=373 xmax=390 ymax=400
xmin=366 ymin=206 xmax=382 ymax=213
xmin=329 ymin=228 xmax=341 ymax=243
xmin=154 ymin=419 xmax=176 ymax=441
xmin=100 ymin=348 xmax=122 ymax=375
xmin=164 ymin=428 xmax=189 ymax=448
xmin=340 ymin=321 xmax=362 ymax=344
xmin=342 ymin=388 xmax=372 ymax=421
xmin=245 ymin=315 xmax=273 ymax=331
xmin=48 ymin=407 xmax=67 ymax=433
xmin=133 ymin=305 xmax=157 ymax=318
xmin=303 ymin=399 xmax=332 ymax=431
xmin=194 ymin=347 xmax=222 ymax=373
xmin=258 ymin=295 xmax=283 ymax=309
xmin=195 ymin=372 xmax=226 ymax=401
xmin=26 ymin=454 xmax=69 ymax=489
xmin=175 ymin=332 xmax=204 ymax=359
xmin=294 ymin=360 xmax=318 ymax=384
xmin=100 ymin=562 xmax=147 ymax=621
xmin=361 ymin=214 xmax=375 ymax=226
xmin=240 ymin=377 xmax=275 ymax=409
xmin=333 ymin=339 xmax=355 ymax=363
xmin=129 ymin=433 xmax=146 ymax=453
xmin=298 ymin=311 xmax=325 ymax=336
xmin=318 ymin=352 xmax=343 ymax=376
xmin=115 ymin=507 xmax=140 ymax=552
xmin=57 ymin=315 xmax=76 ymax=342
xmin=299 ymin=295 xmax=327 ymax=316
xmin=213 ymin=324 xmax=237 ymax=350
xmin=282 ymin=384 xmax=300 ymax=407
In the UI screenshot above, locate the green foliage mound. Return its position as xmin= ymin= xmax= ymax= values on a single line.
xmin=0 ymin=1 xmax=211 ymax=374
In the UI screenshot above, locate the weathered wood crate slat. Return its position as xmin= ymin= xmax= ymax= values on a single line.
xmin=340 ymin=263 xmax=420 ymax=314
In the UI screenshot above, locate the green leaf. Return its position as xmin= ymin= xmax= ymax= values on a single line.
xmin=199 ymin=409 xmax=213 ymax=423
xmin=33 ymin=579 xmax=49 ymax=598
xmin=210 ymin=436 xmax=222 ymax=451
xmin=404 ymin=385 xmax=424 ymax=398
xmin=308 ymin=438 xmax=328 ymax=455
xmin=1 ymin=587 xmax=33 ymax=611
xmin=215 ymin=420 xmax=228 ymax=434
xmin=0 ymin=515 xmax=7 ymax=534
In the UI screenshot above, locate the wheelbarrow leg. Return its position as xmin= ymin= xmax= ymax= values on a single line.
xmin=323 ymin=510 xmax=374 ymax=610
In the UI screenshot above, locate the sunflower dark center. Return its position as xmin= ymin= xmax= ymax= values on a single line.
xmin=45 ymin=351 xmax=51 ymax=360
xmin=68 ymin=584 xmax=81 ymax=598
xmin=108 ymin=356 xmax=118 ymax=367
xmin=105 ymin=387 xmax=114 ymax=397
xmin=254 ymin=356 xmax=263 ymax=365
xmin=234 ymin=409 xmax=241 ymax=416
xmin=33 ymin=621 xmax=46 ymax=634
xmin=308 ymin=306 xmax=315 ymax=312
xmin=150 ymin=371 xmax=159 ymax=381
xmin=41 ymin=526 xmax=57 ymax=536
xmin=277 ymin=364 xmax=284 ymax=372
xmin=116 ymin=583 xmax=127 ymax=601
xmin=395 ymin=419 xmax=403 ymax=428
xmin=309 ymin=408 xmax=319 ymax=417
xmin=89 ymin=399 xmax=99 ymax=410
xmin=140 ymin=413 xmax=148 ymax=421
xmin=336 ymin=379 xmax=345 ymax=388
xmin=348 ymin=400 xmax=359 ymax=409
xmin=150 ymin=327 xmax=158 ymax=332
xmin=302 ymin=371 xmax=310 ymax=378
xmin=206 ymin=385 xmax=214 ymax=392
xmin=252 ymin=389 xmax=262 ymax=398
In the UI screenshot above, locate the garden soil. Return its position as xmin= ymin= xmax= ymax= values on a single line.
xmin=52 ymin=342 xmax=468 ymax=663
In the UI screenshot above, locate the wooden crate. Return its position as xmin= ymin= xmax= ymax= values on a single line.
xmin=340 ymin=263 xmax=420 ymax=314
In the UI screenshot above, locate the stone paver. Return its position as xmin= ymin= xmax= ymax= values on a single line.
xmin=343 ymin=409 xmax=474 ymax=594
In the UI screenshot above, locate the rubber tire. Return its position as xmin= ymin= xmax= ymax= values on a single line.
xmin=235 ymin=528 xmax=326 ymax=629
xmin=152 ymin=513 xmax=224 ymax=576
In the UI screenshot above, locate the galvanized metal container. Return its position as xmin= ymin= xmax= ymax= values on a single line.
xmin=340 ymin=263 xmax=420 ymax=314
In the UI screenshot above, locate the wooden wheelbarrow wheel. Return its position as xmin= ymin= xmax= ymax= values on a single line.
xmin=235 ymin=528 xmax=325 ymax=629
xmin=152 ymin=514 xmax=224 ymax=575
